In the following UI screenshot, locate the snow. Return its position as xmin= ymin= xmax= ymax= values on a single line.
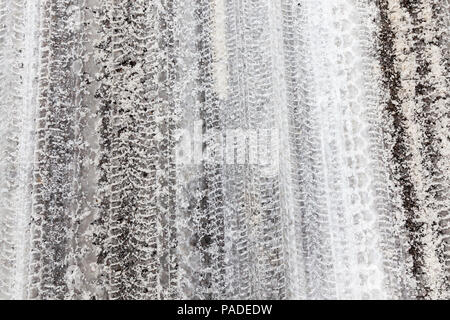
xmin=0 ymin=0 xmax=448 ymax=300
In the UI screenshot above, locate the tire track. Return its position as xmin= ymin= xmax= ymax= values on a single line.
xmin=221 ymin=0 xmax=252 ymax=299
xmin=376 ymin=0 xmax=449 ymax=299
xmin=29 ymin=0 xmax=86 ymax=299
xmin=279 ymin=0 xmax=306 ymax=299
xmin=0 ymin=0 xmax=448 ymax=300
xmin=194 ymin=0 xmax=226 ymax=299
xmin=0 ymin=0 xmax=39 ymax=299
xmin=94 ymin=0 xmax=180 ymax=300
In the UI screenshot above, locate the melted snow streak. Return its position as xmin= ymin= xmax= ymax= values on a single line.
xmin=0 ymin=0 xmax=448 ymax=300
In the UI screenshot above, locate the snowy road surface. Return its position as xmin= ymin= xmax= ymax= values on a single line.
xmin=0 ymin=0 xmax=448 ymax=299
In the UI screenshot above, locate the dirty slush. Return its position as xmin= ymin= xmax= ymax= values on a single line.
xmin=0 ymin=0 xmax=448 ymax=300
